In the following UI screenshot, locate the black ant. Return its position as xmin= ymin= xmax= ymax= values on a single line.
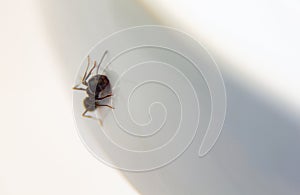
xmin=73 ymin=50 xmax=114 ymax=118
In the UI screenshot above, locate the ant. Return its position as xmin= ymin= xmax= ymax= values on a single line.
xmin=73 ymin=50 xmax=114 ymax=118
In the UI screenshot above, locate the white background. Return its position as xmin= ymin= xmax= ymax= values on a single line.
xmin=1 ymin=0 xmax=300 ymax=194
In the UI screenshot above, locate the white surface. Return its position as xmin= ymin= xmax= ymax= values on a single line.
xmin=1 ymin=0 xmax=300 ymax=194
xmin=0 ymin=1 xmax=138 ymax=194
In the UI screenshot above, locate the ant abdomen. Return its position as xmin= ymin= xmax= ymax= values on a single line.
xmin=83 ymin=97 xmax=97 ymax=111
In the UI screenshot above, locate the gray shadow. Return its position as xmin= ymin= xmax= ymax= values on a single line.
xmin=121 ymin=72 xmax=300 ymax=195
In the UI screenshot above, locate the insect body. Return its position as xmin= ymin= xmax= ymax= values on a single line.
xmin=73 ymin=51 xmax=113 ymax=118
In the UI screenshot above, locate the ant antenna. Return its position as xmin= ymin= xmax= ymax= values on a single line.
xmin=97 ymin=50 xmax=108 ymax=74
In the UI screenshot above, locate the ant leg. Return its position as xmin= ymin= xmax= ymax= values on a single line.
xmin=82 ymin=110 xmax=102 ymax=125
xmin=97 ymin=50 xmax=108 ymax=74
xmin=96 ymin=103 xmax=114 ymax=109
xmin=98 ymin=119 xmax=103 ymax=126
xmin=81 ymin=55 xmax=91 ymax=85
xmin=96 ymin=93 xmax=113 ymax=101
xmin=73 ymin=87 xmax=86 ymax=91
xmin=73 ymin=56 xmax=90 ymax=88
xmin=72 ymin=84 xmax=86 ymax=91
xmin=80 ymin=50 xmax=108 ymax=86
xmin=83 ymin=60 xmax=97 ymax=84
xmin=82 ymin=110 xmax=93 ymax=118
